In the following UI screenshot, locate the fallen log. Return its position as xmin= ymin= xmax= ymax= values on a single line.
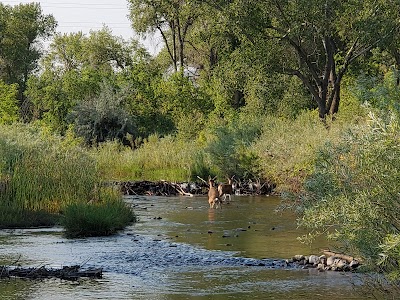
xmin=0 ymin=265 xmax=102 ymax=281
xmin=322 ymin=250 xmax=358 ymax=263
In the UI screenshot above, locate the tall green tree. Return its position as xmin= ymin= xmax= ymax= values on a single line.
xmin=26 ymin=28 xmax=140 ymax=133
xmin=128 ymin=0 xmax=203 ymax=72
xmin=0 ymin=3 xmax=56 ymax=119
xmin=206 ymin=0 xmax=396 ymax=120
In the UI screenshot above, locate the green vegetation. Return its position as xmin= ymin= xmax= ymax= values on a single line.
xmin=62 ymin=191 xmax=135 ymax=238
xmin=1 ymin=0 xmax=400 ymax=291
xmin=0 ymin=124 xmax=134 ymax=235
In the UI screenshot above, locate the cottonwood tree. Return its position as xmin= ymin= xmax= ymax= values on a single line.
xmin=0 ymin=3 xmax=56 ymax=119
xmin=26 ymin=28 xmax=141 ymax=133
xmin=128 ymin=0 xmax=203 ymax=72
xmin=206 ymin=0 xmax=397 ymax=120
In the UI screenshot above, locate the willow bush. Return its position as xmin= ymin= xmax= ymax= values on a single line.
xmin=204 ymin=113 xmax=263 ymax=179
xmin=249 ymin=109 xmax=364 ymax=193
xmin=297 ymin=112 xmax=400 ymax=277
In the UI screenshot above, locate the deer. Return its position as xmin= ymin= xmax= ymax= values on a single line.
xmin=218 ymin=176 xmax=234 ymax=203
xmin=208 ymin=177 xmax=221 ymax=209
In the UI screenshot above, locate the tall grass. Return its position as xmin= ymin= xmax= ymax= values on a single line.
xmin=250 ymin=109 xmax=367 ymax=193
xmin=0 ymin=124 xmax=98 ymax=213
xmin=93 ymin=134 xmax=209 ymax=182
xmin=0 ymin=124 xmax=134 ymax=235
xmin=62 ymin=188 xmax=135 ymax=238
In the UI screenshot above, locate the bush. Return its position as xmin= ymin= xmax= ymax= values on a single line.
xmin=70 ymin=81 xmax=136 ymax=145
xmin=204 ymin=113 xmax=263 ymax=179
xmin=297 ymin=112 xmax=400 ymax=276
xmin=250 ymin=110 xmax=360 ymax=192
xmin=0 ymin=81 xmax=19 ymax=124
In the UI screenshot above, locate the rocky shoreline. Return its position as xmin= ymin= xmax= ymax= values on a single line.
xmin=286 ymin=250 xmax=360 ymax=272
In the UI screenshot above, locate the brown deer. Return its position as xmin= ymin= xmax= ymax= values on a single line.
xmin=208 ymin=177 xmax=221 ymax=209
xmin=218 ymin=176 xmax=234 ymax=203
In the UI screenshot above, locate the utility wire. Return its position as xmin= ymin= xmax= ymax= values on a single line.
xmin=2 ymin=1 xmax=128 ymax=9
xmin=1 ymin=0 xmax=127 ymax=5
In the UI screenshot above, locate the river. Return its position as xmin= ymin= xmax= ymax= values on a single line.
xmin=0 ymin=195 xmax=371 ymax=299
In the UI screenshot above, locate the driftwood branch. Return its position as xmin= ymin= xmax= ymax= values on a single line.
xmin=322 ymin=250 xmax=359 ymax=263
xmin=113 ymin=178 xmax=276 ymax=196
xmin=0 ymin=265 xmax=102 ymax=281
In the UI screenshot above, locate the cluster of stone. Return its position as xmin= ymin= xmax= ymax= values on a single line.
xmin=286 ymin=254 xmax=360 ymax=272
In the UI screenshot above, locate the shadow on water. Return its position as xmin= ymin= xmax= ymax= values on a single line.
xmin=0 ymin=195 xmax=372 ymax=299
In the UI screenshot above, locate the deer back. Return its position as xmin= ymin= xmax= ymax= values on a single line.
xmin=208 ymin=179 xmax=219 ymax=199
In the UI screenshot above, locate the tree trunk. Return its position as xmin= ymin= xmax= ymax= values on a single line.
xmin=393 ymin=50 xmax=400 ymax=86
xmin=329 ymin=83 xmax=340 ymax=115
xmin=171 ymin=22 xmax=178 ymax=72
xmin=210 ymin=47 xmax=218 ymax=69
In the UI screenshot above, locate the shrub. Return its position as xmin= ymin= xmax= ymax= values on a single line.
xmin=70 ymin=81 xmax=136 ymax=145
xmin=0 ymin=81 xmax=19 ymax=124
xmin=250 ymin=110 xmax=360 ymax=192
xmin=204 ymin=113 xmax=263 ymax=179
xmin=297 ymin=112 xmax=400 ymax=276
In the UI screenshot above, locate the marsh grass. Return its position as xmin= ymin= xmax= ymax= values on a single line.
xmin=0 ymin=206 xmax=59 ymax=228
xmin=0 ymin=124 xmax=134 ymax=234
xmin=62 ymin=189 xmax=135 ymax=238
xmin=93 ymin=135 xmax=209 ymax=182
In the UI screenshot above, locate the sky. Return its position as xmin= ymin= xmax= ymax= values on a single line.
xmin=3 ymin=0 xmax=162 ymax=55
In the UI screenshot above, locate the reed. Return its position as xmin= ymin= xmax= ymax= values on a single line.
xmin=0 ymin=124 xmax=134 ymax=233
xmin=93 ymin=134 xmax=209 ymax=182
xmin=62 ymin=189 xmax=135 ymax=238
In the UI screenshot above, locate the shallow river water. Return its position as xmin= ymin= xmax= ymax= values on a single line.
xmin=0 ymin=195 xmax=371 ymax=299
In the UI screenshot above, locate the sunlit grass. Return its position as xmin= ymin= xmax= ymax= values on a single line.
xmin=62 ymin=189 xmax=135 ymax=238
xmin=93 ymin=135 xmax=209 ymax=182
xmin=0 ymin=124 xmax=134 ymax=234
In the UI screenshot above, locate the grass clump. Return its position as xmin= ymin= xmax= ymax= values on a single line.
xmin=62 ymin=190 xmax=135 ymax=238
xmin=0 ymin=206 xmax=59 ymax=228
